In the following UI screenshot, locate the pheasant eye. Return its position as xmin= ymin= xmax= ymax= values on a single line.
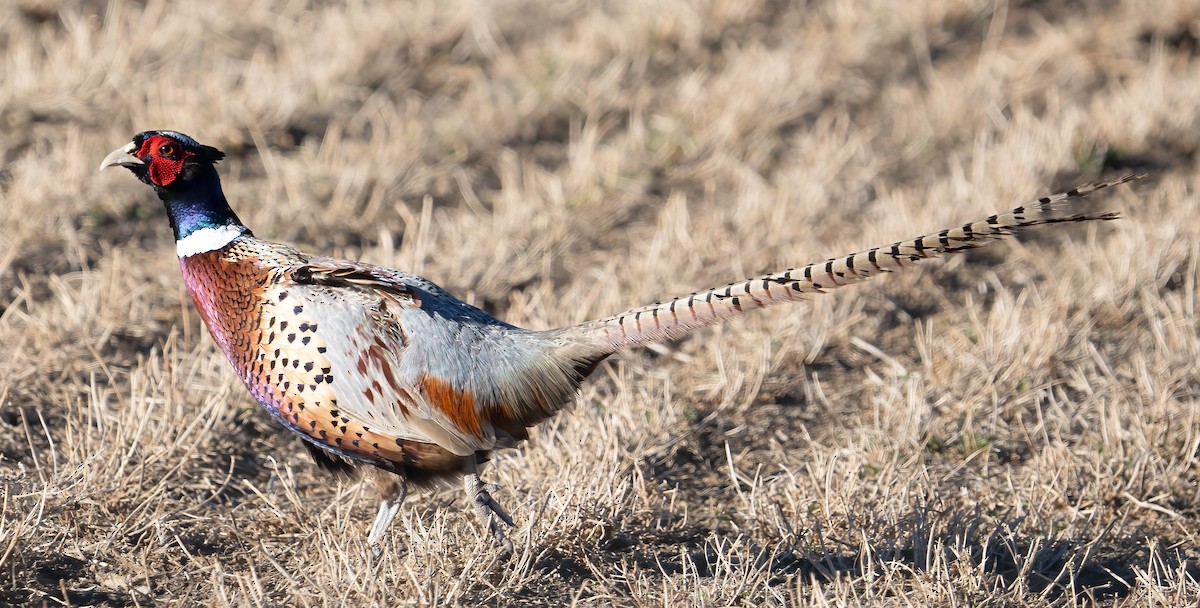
xmin=159 ymin=144 xmax=176 ymax=157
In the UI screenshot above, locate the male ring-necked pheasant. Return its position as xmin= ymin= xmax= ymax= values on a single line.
xmin=101 ymin=130 xmax=1139 ymax=552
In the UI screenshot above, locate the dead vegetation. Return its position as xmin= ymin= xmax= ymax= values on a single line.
xmin=1 ymin=0 xmax=1199 ymax=605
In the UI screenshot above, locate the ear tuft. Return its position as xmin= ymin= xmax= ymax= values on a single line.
xmin=197 ymin=144 xmax=226 ymax=164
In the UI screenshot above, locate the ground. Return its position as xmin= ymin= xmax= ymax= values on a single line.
xmin=1 ymin=0 xmax=1199 ymax=605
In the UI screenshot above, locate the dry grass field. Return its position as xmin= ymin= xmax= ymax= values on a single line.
xmin=1 ymin=0 xmax=1199 ymax=605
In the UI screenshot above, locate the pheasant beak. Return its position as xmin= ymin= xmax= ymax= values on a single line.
xmin=99 ymin=141 xmax=144 ymax=172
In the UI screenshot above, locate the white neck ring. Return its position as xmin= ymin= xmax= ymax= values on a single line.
xmin=176 ymin=225 xmax=245 ymax=257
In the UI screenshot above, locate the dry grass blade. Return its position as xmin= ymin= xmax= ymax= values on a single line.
xmin=0 ymin=0 xmax=1197 ymax=606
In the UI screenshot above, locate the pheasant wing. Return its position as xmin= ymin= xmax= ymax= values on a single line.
xmin=262 ymin=259 xmax=515 ymax=460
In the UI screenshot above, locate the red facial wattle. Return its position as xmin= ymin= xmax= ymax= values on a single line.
xmin=136 ymin=134 xmax=194 ymax=187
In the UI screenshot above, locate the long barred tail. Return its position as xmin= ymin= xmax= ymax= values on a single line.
xmin=565 ymin=174 xmax=1143 ymax=354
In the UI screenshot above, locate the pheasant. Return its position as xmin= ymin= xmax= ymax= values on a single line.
xmin=101 ymin=130 xmax=1139 ymax=553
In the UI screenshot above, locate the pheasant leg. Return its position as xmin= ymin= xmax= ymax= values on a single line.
xmin=366 ymin=473 xmax=408 ymax=547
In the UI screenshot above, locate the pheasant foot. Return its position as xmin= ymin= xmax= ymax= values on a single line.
xmin=463 ymin=459 xmax=514 ymax=556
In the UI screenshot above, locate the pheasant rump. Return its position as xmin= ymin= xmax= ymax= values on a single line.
xmin=101 ymin=130 xmax=1140 ymax=553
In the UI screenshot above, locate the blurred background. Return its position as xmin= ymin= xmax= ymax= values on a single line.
xmin=1 ymin=0 xmax=1197 ymax=605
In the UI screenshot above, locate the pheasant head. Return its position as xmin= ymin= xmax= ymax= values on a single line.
xmin=101 ymin=131 xmax=248 ymax=254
